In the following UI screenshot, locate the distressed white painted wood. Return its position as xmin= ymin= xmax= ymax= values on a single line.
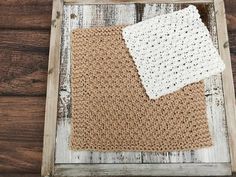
xmin=142 ymin=4 xmax=230 ymax=163
xmin=54 ymin=163 xmax=231 ymax=176
xmin=214 ymin=0 xmax=236 ymax=171
xmin=55 ymin=4 xmax=142 ymax=163
xmin=64 ymin=0 xmax=214 ymax=5
xmin=55 ymin=2 xmax=230 ymax=167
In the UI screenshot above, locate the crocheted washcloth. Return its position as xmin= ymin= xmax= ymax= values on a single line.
xmin=122 ymin=5 xmax=225 ymax=99
xmin=70 ymin=26 xmax=212 ymax=152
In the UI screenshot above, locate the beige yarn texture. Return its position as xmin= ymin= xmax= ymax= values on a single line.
xmin=70 ymin=26 xmax=212 ymax=152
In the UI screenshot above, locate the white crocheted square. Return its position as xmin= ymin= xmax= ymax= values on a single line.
xmin=122 ymin=5 xmax=225 ymax=99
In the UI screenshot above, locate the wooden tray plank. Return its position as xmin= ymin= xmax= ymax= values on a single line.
xmin=0 ymin=5 xmax=52 ymax=29
xmin=55 ymin=4 xmax=142 ymax=164
xmin=54 ymin=163 xmax=231 ymax=176
xmin=214 ymin=0 xmax=236 ymax=171
xmin=0 ymin=30 xmax=49 ymax=96
xmin=41 ymin=0 xmax=63 ymax=175
xmin=56 ymin=3 xmax=230 ymax=165
xmin=0 ymin=96 xmax=44 ymax=174
xmin=64 ymin=0 xmax=214 ymax=5
xmin=142 ymin=4 xmax=230 ymax=163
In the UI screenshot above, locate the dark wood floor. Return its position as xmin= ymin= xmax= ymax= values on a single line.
xmin=0 ymin=0 xmax=235 ymax=176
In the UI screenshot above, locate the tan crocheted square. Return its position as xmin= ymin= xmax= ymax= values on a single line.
xmin=70 ymin=26 xmax=212 ymax=152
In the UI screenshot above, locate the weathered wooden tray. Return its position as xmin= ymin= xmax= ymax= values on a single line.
xmin=41 ymin=0 xmax=236 ymax=176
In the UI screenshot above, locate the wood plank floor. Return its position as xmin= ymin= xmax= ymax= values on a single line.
xmin=0 ymin=0 xmax=235 ymax=176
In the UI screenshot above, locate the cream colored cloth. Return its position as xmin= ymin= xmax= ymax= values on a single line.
xmin=122 ymin=5 xmax=225 ymax=99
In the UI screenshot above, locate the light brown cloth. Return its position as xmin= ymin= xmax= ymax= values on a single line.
xmin=70 ymin=26 xmax=212 ymax=152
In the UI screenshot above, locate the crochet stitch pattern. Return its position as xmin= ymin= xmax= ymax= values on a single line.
xmin=122 ymin=5 xmax=225 ymax=99
xmin=70 ymin=26 xmax=212 ymax=152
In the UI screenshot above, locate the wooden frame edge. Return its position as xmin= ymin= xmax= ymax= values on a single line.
xmin=54 ymin=163 xmax=231 ymax=176
xmin=64 ymin=0 xmax=213 ymax=5
xmin=41 ymin=0 xmax=64 ymax=176
xmin=214 ymin=0 xmax=236 ymax=172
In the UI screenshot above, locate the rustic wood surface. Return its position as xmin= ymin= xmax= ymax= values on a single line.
xmin=55 ymin=3 xmax=230 ymax=169
xmin=54 ymin=163 xmax=231 ymax=176
xmin=0 ymin=30 xmax=49 ymax=96
xmin=41 ymin=0 xmax=63 ymax=175
xmin=0 ymin=0 xmax=235 ymax=176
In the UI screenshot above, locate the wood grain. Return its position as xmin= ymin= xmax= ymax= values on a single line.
xmin=0 ymin=96 xmax=45 ymax=142
xmin=227 ymin=15 xmax=236 ymax=32
xmin=0 ymin=96 xmax=45 ymax=173
xmin=0 ymin=3 xmax=52 ymax=29
xmin=225 ymin=0 xmax=236 ymax=16
xmin=64 ymin=0 xmax=214 ymax=4
xmin=225 ymin=0 xmax=236 ymax=100
xmin=55 ymin=163 xmax=231 ymax=176
xmin=228 ymin=44 xmax=236 ymax=93
xmin=0 ymin=0 xmax=52 ymax=6
xmin=0 ymin=30 xmax=49 ymax=96
xmin=0 ymin=141 xmax=42 ymax=173
xmin=0 ymin=174 xmax=41 ymax=177
xmin=41 ymin=0 xmax=63 ymax=175
xmin=214 ymin=0 xmax=236 ymax=171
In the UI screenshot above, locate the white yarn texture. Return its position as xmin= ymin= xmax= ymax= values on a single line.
xmin=122 ymin=5 xmax=225 ymax=99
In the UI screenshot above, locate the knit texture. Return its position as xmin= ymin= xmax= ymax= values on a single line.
xmin=70 ymin=26 xmax=212 ymax=152
xmin=122 ymin=5 xmax=225 ymax=99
